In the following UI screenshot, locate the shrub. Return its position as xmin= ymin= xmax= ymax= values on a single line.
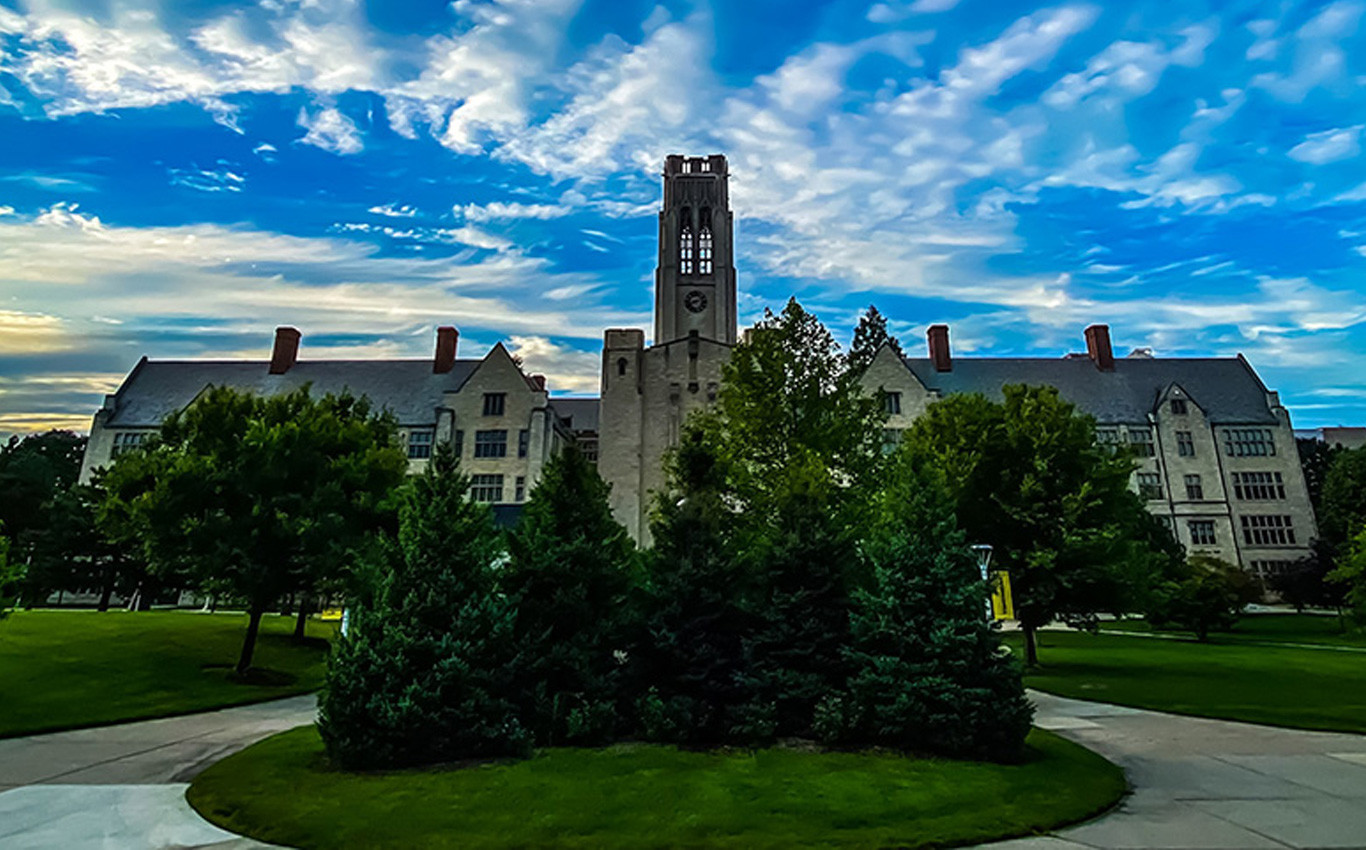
xmin=1147 ymin=555 xmax=1262 ymax=641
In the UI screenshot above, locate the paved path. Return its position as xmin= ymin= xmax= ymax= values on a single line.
xmin=0 ymin=697 xmax=314 ymax=849
xmin=986 ymin=692 xmax=1366 ymax=850
xmin=1 ymin=691 xmax=1364 ymax=849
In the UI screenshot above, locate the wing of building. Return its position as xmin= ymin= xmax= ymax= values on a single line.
xmin=78 ymin=152 xmax=1320 ymax=576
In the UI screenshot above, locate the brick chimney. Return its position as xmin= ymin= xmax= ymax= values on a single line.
xmin=927 ymin=324 xmax=951 ymax=372
xmin=434 ymin=326 xmax=459 ymax=374
xmin=529 ymin=374 xmax=546 ymax=391
xmin=1085 ymin=324 xmax=1114 ymax=371
xmin=269 ymin=326 xmax=301 ymax=374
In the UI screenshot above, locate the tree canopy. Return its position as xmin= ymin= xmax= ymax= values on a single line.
xmin=101 ymin=385 xmax=407 ymax=672
xmin=847 ymin=305 xmax=905 ymax=375
xmin=900 ymin=384 xmax=1149 ymax=664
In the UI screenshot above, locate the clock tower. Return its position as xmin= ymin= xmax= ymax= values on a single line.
xmin=599 ymin=154 xmax=739 ymax=541
xmin=654 ymin=154 xmax=738 ymax=346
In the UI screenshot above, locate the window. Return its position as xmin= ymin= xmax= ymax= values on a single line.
xmin=474 ymin=430 xmax=507 ymax=458
xmin=454 ymin=430 xmax=464 ymax=458
xmin=1128 ymin=427 xmax=1155 ymax=457
xmin=1184 ymin=474 xmax=1204 ymax=500
xmin=518 ymin=429 xmax=529 ymax=458
xmin=515 ymin=476 xmax=526 ymax=502
xmin=1224 ymin=428 xmax=1275 ymax=457
xmin=470 ymin=474 xmax=504 ymax=503
xmin=1232 ymin=471 xmax=1285 ymax=500
xmin=1241 ymin=515 xmax=1295 ymax=546
xmin=1250 ymin=559 xmax=1294 ymax=578
xmin=1137 ymin=472 xmax=1164 ymax=500
xmin=580 ymin=439 xmax=599 ymax=463
xmin=1176 ymin=430 xmax=1195 ymax=457
xmin=698 ymin=208 xmax=714 ymax=275
xmin=111 ymin=431 xmax=147 ymax=457
xmin=883 ymin=391 xmax=902 ymax=415
xmin=406 ymin=429 xmax=434 ymax=459
xmin=1096 ymin=427 xmax=1123 ymax=452
xmin=482 ymin=393 xmax=506 ymax=417
xmin=881 ymin=428 xmax=903 ymax=456
xmin=1189 ymin=520 xmax=1217 ymax=546
xmin=1170 ymin=399 xmax=1188 ymax=415
xmin=617 ymin=357 xmax=627 ymax=377
xmin=679 ymin=208 xmax=695 ymax=274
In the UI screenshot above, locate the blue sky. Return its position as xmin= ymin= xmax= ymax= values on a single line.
xmin=1 ymin=0 xmax=1365 ymax=435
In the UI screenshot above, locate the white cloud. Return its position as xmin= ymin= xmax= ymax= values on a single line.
xmin=368 ymin=203 xmax=418 ymax=218
xmin=459 ymin=201 xmax=572 ymax=222
xmin=1288 ymin=125 xmax=1363 ymax=165
xmin=296 ymin=106 xmax=363 ymax=155
xmin=168 ymin=167 xmax=246 ymax=193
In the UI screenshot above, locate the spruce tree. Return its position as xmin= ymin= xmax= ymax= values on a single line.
xmin=634 ymin=424 xmax=759 ymax=744
xmin=834 ymin=464 xmax=1032 ymax=761
xmin=504 ymin=446 xmax=635 ymax=746
xmin=848 ymin=305 xmax=905 ymax=375
xmin=318 ymin=443 xmax=526 ymax=769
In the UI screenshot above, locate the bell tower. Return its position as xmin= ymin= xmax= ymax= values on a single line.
xmin=654 ymin=154 xmax=737 ymax=345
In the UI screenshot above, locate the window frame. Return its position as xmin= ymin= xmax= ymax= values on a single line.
xmin=1183 ymin=473 xmax=1204 ymax=501
xmin=406 ymin=428 xmax=435 ymax=460
xmin=482 ymin=393 xmax=506 ymax=417
xmin=473 ymin=429 xmax=508 ymax=458
xmin=470 ymin=474 xmax=504 ymax=503
xmin=1188 ymin=520 xmax=1217 ymax=546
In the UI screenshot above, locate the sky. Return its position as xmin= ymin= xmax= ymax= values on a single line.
xmin=1 ymin=0 xmax=1365 ymax=436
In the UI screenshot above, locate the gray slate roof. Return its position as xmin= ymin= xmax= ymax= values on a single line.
xmin=901 ymin=356 xmax=1279 ymax=425
xmin=550 ymin=397 xmax=600 ymax=433
xmin=105 ymin=359 xmax=479 ymax=427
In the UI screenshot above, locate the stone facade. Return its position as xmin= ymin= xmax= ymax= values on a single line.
xmin=597 ymin=155 xmax=738 ymax=542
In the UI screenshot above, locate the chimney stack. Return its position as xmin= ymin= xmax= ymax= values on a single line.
xmin=434 ymin=326 xmax=459 ymax=374
xmin=927 ymin=324 xmax=952 ymax=372
xmin=530 ymin=374 xmax=546 ymax=391
xmin=269 ymin=326 xmax=301 ymax=374
xmin=1085 ymin=324 xmax=1114 ymax=371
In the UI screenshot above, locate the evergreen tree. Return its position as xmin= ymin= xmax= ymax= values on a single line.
xmin=634 ymin=425 xmax=759 ymax=744
xmin=848 ymin=305 xmax=905 ymax=375
xmin=318 ymin=443 xmax=527 ymax=769
xmin=831 ymin=464 xmax=1032 ymax=761
xmin=503 ymin=446 xmax=635 ymax=746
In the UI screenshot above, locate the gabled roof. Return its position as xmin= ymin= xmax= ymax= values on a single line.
xmin=900 ymin=356 xmax=1279 ymax=425
xmin=104 ymin=359 xmax=480 ymax=428
xmin=550 ymin=397 xmax=600 ymax=433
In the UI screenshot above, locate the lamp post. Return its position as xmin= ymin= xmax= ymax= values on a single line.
xmin=970 ymin=544 xmax=994 ymax=622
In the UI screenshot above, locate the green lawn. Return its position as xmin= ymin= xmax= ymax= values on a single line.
xmin=188 ymin=726 xmax=1124 ymax=850
xmin=0 ymin=610 xmax=334 ymax=738
xmin=1010 ymin=627 xmax=1366 ymax=734
xmin=1100 ymin=613 xmax=1366 ymax=647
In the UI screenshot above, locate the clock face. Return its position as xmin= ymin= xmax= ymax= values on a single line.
xmin=684 ymin=290 xmax=708 ymax=313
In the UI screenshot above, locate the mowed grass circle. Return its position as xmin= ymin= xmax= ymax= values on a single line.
xmin=188 ymin=725 xmax=1124 ymax=849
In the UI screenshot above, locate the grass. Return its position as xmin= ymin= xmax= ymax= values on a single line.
xmin=188 ymin=726 xmax=1125 ymax=850
xmin=0 ymin=609 xmax=334 ymax=738
xmin=1100 ymin=613 xmax=1366 ymax=648
xmin=1009 ymin=624 xmax=1366 ymax=734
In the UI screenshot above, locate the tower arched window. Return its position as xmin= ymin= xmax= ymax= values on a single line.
xmin=617 ymin=357 xmax=628 ymax=376
xmin=679 ymin=207 xmax=695 ymax=274
xmin=698 ymin=208 xmax=713 ymax=275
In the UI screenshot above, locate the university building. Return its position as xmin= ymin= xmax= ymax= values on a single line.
xmin=79 ymin=154 xmax=1318 ymax=575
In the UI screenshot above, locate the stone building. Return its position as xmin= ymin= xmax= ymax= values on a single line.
xmin=78 ymin=152 xmax=1320 ymax=575
xmin=598 ymin=154 xmax=737 ymax=541
xmin=78 ymin=326 xmax=581 ymax=524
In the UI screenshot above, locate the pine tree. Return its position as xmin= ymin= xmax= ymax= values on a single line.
xmin=634 ymin=424 xmax=759 ymax=744
xmin=318 ymin=443 xmax=527 ymax=769
xmin=833 ymin=466 xmax=1032 ymax=761
xmin=504 ymin=446 xmax=636 ymax=746
xmin=848 ymin=305 xmax=905 ymax=375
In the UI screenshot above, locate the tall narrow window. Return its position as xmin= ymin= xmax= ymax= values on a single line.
xmin=1176 ymin=430 xmax=1195 ymax=457
xmin=1184 ymin=474 xmax=1203 ymax=500
xmin=698 ymin=208 xmax=714 ymax=275
xmin=679 ymin=208 xmax=695 ymax=274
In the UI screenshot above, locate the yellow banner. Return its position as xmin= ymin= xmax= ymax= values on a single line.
xmin=990 ymin=571 xmax=1014 ymax=621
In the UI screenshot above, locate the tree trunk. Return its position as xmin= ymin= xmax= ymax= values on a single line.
xmin=293 ymin=596 xmax=310 ymax=641
xmin=97 ymin=563 xmax=114 ymax=612
xmin=1023 ymin=624 xmax=1040 ymax=667
xmin=236 ymin=607 xmax=264 ymax=675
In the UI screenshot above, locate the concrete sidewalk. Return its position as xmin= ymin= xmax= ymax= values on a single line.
xmin=0 ymin=697 xmax=314 ymax=849
xmin=985 ymin=692 xmax=1366 ymax=850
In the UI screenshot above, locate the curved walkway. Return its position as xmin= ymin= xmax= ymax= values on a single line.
xmin=0 ymin=692 xmax=1363 ymax=849
xmin=986 ymin=692 xmax=1366 ymax=850
xmin=0 ymin=697 xmax=314 ymax=849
